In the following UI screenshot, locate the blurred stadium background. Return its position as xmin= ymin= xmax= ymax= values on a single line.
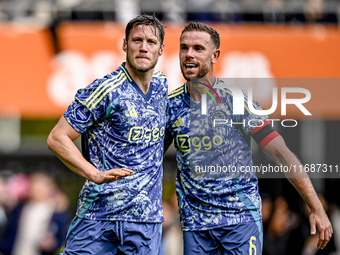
xmin=0 ymin=0 xmax=340 ymax=254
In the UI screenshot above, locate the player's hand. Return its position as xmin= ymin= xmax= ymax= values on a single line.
xmin=91 ymin=168 xmax=133 ymax=184
xmin=309 ymin=208 xmax=333 ymax=249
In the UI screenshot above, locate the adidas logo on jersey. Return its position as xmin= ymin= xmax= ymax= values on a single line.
xmin=172 ymin=117 xmax=185 ymax=128
xmin=126 ymin=107 xmax=138 ymax=118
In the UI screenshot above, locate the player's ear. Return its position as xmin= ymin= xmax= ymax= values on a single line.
xmin=212 ymin=49 xmax=220 ymax=64
xmin=122 ymin=39 xmax=127 ymax=52
xmin=158 ymin=43 xmax=165 ymax=56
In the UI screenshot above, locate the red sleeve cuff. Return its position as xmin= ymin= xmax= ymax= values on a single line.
xmin=259 ymin=131 xmax=280 ymax=149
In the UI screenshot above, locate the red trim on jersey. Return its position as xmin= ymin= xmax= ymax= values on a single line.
xmin=250 ymin=119 xmax=271 ymax=135
xmin=259 ymin=131 xmax=280 ymax=149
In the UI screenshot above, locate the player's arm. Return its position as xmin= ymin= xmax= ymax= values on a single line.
xmin=262 ymin=135 xmax=333 ymax=250
xmin=47 ymin=116 xmax=133 ymax=184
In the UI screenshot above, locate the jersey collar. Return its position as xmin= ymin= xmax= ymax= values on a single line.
xmin=184 ymin=77 xmax=218 ymax=109
xmin=120 ymin=63 xmax=153 ymax=101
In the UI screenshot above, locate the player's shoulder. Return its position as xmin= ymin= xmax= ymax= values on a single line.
xmin=77 ymin=66 xmax=128 ymax=104
xmin=214 ymin=79 xmax=234 ymax=98
xmin=152 ymin=70 xmax=168 ymax=90
xmin=168 ymin=83 xmax=186 ymax=101
xmin=167 ymin=84 xmax=187 ymax=119
xmin=152 ymin=70 xmax=167 ymax=80
xmin=90 ymin=66 xmax=127 ymax=89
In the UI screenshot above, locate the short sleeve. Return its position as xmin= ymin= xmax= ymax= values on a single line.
xmin=232 ymin=93 xmax=268 ymax=136
xmin=64 ymin=77 xmax=114 ymax=133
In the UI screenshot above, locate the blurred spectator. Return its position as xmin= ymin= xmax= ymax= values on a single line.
xmin=163 ymin=0 xmax=186 ymax=24
xmin=263 ymin=196 xmax=298 ymax=255
xmin=0 ymin=0 xmax=339 ymax=24
xmin=303 ymin=0 xmax=337 ymax=23
xmin=114 ymin=0 xmax=140 ymax=24
xmin=0 ymin=1 xmax=7 ymax=21
xmin=185 ymin=0 xmax=217 ymax=22
xmin=0 ymin=172 xmax=31 ymax=242
xmin=71 ymin=0 xmax=109 ymax=21
xmin=287 ymin=0 xmax=338 ymax=24
xmin=242 ymin=0 xmax=264 ymax=22
xmin=0 ymin=0 xmax=54 ymax=24
xmin=262 ymin=0 xmax=286 ymax=24
xmin=261 ymin=193 xmax=274 ymax=229
xmin=0 ymin=172 xmax=71 ymax=255
xmin=0 ymin=172 xmax=31 ymax=219
xmin=5 ymin=173 xmax=31 ymax=204
xmin=0 ymin=176 xmax=7 ymax=237
xmin=57 ymin=0 xmax=82 ymax=9
xmin=213 ymin=0 xmax=243 ymax=23
xmin=0 ymin=0 xmax=29 ymax=21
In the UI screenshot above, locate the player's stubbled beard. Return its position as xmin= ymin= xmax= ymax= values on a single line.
xmin=126 ymin=44 xmax=160 ymax=73
xmin=181 ymin=60 xmax=210 ymax=81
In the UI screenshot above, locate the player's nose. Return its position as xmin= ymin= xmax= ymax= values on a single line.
xmin=185 ymin=47 xmax=194 ymax=58
xmin=139 ymin=40 xmax=148 ymax=52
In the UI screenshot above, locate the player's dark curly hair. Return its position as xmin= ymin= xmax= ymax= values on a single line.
xmin=181 ymin=22 xmax=220 ymax=49
xmin=125 ymin=14 xmax=165 ymax=45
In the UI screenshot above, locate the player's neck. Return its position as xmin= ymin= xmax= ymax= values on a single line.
xmin=132 ymin=73 xmax=153 ymax=95
xmin=125 ymin=64 xmax=153 ymax=95
xmin=187 ymin=75 xmax=216 ymax=102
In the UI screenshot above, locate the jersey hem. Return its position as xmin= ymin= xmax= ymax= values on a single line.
xmin=80 ymin=215 xmax=164 ymax=223
xmin=181 ymin=216 xmax=262 ymax=231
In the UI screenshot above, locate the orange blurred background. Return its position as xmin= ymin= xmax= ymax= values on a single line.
xmin=1 ymin=23 xmax=339 ymax=118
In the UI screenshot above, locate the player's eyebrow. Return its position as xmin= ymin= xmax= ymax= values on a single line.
xmin=180 ymin=42 xmax=206 ymax=48
xmin=141 ymin=24 xmax=160 ymax=42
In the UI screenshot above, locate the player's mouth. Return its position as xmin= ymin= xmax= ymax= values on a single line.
xmin=136 ymin=56 xmax=149 ymax=60
xmin=184 ymin=63 xmax=198 ymax=71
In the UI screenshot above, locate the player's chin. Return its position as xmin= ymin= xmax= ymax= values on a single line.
xmin=136 ymin=66 xmax=154 ymax=73
xmin=183 ymin=73 xmax=198 ymax=81
xmin=136 ymin=61 xmax=156 ymax=72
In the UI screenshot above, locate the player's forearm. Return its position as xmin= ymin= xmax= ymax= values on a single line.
xmin=270 ymin=140 xmax=333 ymax=249
xmin=281 ymin=152 xmax=323 ymax=212
xmin=288 ymin=176 xmax=324 ymax=212
xmin=264 ymin=136 xmax=323 ymax=212
xmin=47 ymin=132 xmax=99 ymax=181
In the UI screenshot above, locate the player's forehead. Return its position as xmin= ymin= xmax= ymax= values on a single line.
xmin=180 ymin=31 xmax=213 ymax=47
xmin=129 ymin=24 xmax=160 ymax=41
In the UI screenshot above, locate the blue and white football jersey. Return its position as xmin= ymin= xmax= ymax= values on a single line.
xmin=64 ymin=63 xmax=168 ymax=223
xmin=165 ymin=79 xmax=267 ymax=231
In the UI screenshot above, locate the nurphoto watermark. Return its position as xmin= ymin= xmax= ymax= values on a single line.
xmin=187 ymin=78 xmax=340 ymax=179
